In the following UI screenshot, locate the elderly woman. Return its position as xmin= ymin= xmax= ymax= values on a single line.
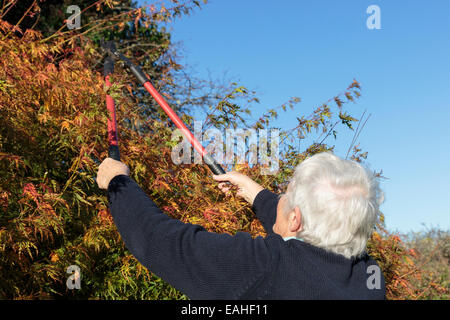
xmin=96 ymin=152 xmax=385 ymax=299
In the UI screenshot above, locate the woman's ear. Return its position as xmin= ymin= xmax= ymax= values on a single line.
xmin=288 ymin=207 xmax=302 ymax=233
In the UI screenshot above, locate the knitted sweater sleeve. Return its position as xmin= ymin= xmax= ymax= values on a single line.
xmin=251 ymin=189 xmax=280 ymax=234
xmin=107 ymin=175 xmax=271 ymax=299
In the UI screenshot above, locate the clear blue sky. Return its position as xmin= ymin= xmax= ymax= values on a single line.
xmin=141 ymin=0 xmax=450 ymax=233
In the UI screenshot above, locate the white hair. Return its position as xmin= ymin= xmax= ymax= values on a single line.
xmin=284 ymin=152 xmax=384 ymax=259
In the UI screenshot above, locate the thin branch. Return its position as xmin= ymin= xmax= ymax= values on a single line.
xmin=1 ymin=0 xmax=36 ymax=40
xmin=39 ymin=0 xmax=107 ymax=43
xmin=317 ymin=120 xmax=339 ymax=145
xmin=345 ymin=111 xmax=371 ymax=159
xmin=0 ymin=0 xmax=18 ymax=19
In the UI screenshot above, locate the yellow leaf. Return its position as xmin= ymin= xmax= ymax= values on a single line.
xmin=61 ymin=120 xmax=70 ymax=132
xmin=50 ymin=253 xmax=59 ymax=263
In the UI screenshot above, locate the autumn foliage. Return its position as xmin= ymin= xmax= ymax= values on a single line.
xmin=0 ymin=1 xmax=448 ymax=299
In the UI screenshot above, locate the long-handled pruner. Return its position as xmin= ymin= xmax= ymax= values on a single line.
xmin=101 ymin=41 xmax=226 ymax=175
xmin=103 ymin=44 xmax=121 ymax=161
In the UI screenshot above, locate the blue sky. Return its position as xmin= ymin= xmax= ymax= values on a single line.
xmin=141 ymin=0 xmax=450 ymax=233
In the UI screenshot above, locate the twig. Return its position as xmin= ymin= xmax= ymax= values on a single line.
xmin=317 ymin=120 xmax=339 ymax=145
xmin=0 ymin=0 xmax=18 ymax=19
xmin=1 ymin=0 xmax=36 ymax=40
xmin=345 ymin=110 xmax=371 ymax=159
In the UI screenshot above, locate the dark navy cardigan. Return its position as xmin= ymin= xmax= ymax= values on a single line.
xmin=107 ymin=175 xmax=385 ymax=300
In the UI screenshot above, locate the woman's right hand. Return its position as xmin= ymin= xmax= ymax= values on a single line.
xmin=213 ymin=171 xmax=264 ymax=205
